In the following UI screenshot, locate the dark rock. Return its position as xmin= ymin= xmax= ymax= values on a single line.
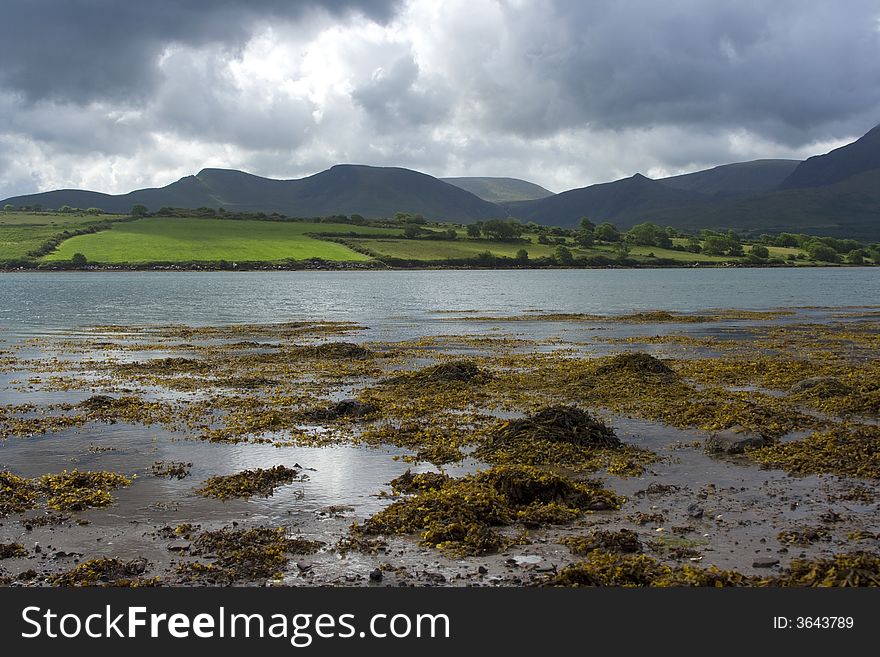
xmin=704 ymin=426 xmax=766 ymax=454
xmin=369 ymin=568 xmax=383 ymax=582
xmin=753 ymin=557 xmax=780 ymax=568
xmin=477 ymin=565 xmax=488 ymax=575
xmin=686 ymin=503 xmax=704 ymax=519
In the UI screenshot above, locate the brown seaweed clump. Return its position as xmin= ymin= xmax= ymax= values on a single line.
xmin=151 ymin=461 xmax=192 ymax=480
xmin=749 ymin=425 xmax=880 ymax=479
xmin=0 ymin=542 xmax=28 ymax=559
xmin=293 ymin=342 xmax=372 ymax=359
xmin=194 ymin=465 xmax=305 ymax=500
xmin=548 ymin=551 xmax=880 ymax=587
xmin=386 ymin=360 xmax=490 ymax=386
xmin=301 ymin=399 xmax=378 ymax=421
xmin=177 ymin=526 xmax=323 ymax=584
xmin=475 ymin=406 xmax=654 ymax=476
xmin=563 ymin=529 xmax=643 ymax=555
xmin=772 ymin=553 xmax=880 ymax=587
xmin=50 ymin=557 xmax=159 ymax=587
xmin=487 ymin=406 xmax=620 ymax=448
xmin=594 ymin=352 xmax=676 ymax=378
xmin=389 ymin=469 xmax=449 ymax=494
xmin=355 ymin=464 xmax=622 ymax=556
xmin=0 ymin=471 xmax=39 ymax=516
xmin=547 ymin=551 xmax=752 ymax=587
xmin=38 ymin=470 xmax=132 ymax=512
xmin=777 ymin=527 xmax=830 ymax=546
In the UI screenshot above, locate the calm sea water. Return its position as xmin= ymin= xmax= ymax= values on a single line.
xmin=1 ymin=268 xmax=878 ymax=333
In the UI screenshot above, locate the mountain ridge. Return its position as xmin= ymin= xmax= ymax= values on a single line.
xmin=3 ymin=123 xmax=879 ymax=239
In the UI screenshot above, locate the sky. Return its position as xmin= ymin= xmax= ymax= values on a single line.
xmin=1 ymin=0 xmax=879 ymax=199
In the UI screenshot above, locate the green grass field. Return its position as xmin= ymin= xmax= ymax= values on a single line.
xmin=346 ymin=236 xmax=567 ymax=260
xmin=0 ymin=226 xmax=70 ymax=261
xmin=0 ymin=212 xmax=115 ymax=261
xmin=42 ymin=217 xmax=399 ymax=263
xmin=0 ymin=211 xmax=118 ymax=226
xmin=0 ymin=212 xmax=849 ymax=266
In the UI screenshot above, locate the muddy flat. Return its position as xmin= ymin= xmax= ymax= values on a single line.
xmin=1 ymin=302 xmax=878 ymax=586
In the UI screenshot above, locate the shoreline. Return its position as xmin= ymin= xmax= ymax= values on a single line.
xmin=1 ymin=261 xmax=869 ymax=273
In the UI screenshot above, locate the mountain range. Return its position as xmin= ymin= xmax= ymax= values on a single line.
xmin=3 ymin=124 xmax=879 ymax=240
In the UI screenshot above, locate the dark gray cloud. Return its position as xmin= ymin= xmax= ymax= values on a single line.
xmin=0 ymin=0 xmax=400 ymax=104
xmin=436 ymin=0 xmax=880 ymax=145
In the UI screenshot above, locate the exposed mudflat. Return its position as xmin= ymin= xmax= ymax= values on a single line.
xmin=1 ymin=306 xmax=878 ymax=586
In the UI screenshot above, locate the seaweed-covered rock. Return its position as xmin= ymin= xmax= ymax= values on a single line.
xmin=704 ymin=426 xmax=767 ymax=454
xmin=50 ymin=557 xmax=153 ymax=586
xmin=302 ymin=399 xmax=378 ymax=421
xmin=387 ymin=360 xmax=490 ymax=386
xmin=489 ymin=406 xmax=620 ymax=449
xmin=594 ymin=352 xmax=676 ymax=377
xmin=295 ymin=342 xmax=372 ymax=359
xmin=357 ymin=465 xmax=622 ymax=556
xmin=563 ymin=529 xmax=643 ymax=555
xmin=195 ymin=465 xmax=305 ymax=500
xmin=789 ymin=376 xmax=851 ymax=398
xmin=179 ymin=526 xmax=324 ymax=584
xmin=390 ymin=469 xmax=449 ymax=494
xmin=474 ymin=465 xmax=616 ymax=510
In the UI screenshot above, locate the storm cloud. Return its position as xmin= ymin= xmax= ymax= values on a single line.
xmin=1 ymin=0 xmax=878 ymax=198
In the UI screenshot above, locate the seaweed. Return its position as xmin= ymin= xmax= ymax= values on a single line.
xmin=0 ymin=470 xmax=38 ymax=516
xmin=750 ymin=425 xmax=880 ymax=479
xmin=356 ymin=465 xmax=622 ymax=556
xmin=548 ymin=551 xmax=752 ymax=587
xmin=300 ymin=398 xmax=378 ymax=421
xmin=50 ymin=557 xmax=159 ymax=587
xmin=292 ymin=342 xmax=372 ymax=359
xmin=38 ymin=470 xmax=132 ymax=511
xmin=179 ymin=526 xmax=323 ymax=583
xmin=194 ymin=465 xmax=305 ymax=500
xmin=549 ymin=551 xmax=880 ymax=587
xmin=385 ymin=360 xmax=490 ymax=386
xmin=0 ymin=542 xmax=27 ymax=559
xmin=486 ymin=406 xmax=620 ymax=449
xmin=593 ymin=352 xmax=676 ymax=378
xmin=563 ymin=529 xmax=643 ymax=555
xmin=777 ymin=527 xmax=831 ymax=545
xmin=475 ymin=406 xmax=653 ymax=475
xmin=772 ymin=553 xmax=880 ymax=587
xmin=151 ymin=461 xmax=192 ymax=480
xmin=390 ymin=470 xmax=449 ymax=494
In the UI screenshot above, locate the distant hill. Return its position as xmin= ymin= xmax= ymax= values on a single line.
xmin=657 ymin=159 xmax=800 ymax=198
xmin=441 ymin=176 xmax=554 ymax=202
xmin=780 ymin=124 xmax=880 ymax=189
xmin=3 ymin=124 xmax=880 ymax=239
xmin=640 ymin=169 xmax=880 ymax=240
xmin=507 ymin=174 xmax=710 ymax=229
xmin=1 ymin=165 xmax=503 ymax=221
